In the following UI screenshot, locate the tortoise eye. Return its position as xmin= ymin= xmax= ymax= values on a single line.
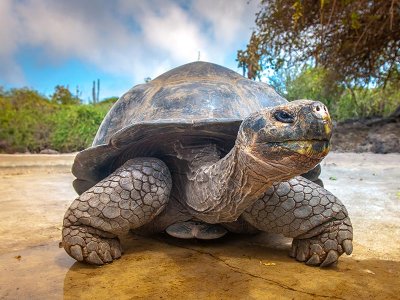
xmin=274 ymin=110 xmax=295 ymax=123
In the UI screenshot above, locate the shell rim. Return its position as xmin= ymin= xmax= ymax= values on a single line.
xmin=72 ymin=118 xmax=243 ymax=193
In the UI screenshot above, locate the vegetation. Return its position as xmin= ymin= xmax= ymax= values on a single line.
xmin=238 ymin=0 xmax=400 ymax=118
xmin=1 ymin=71 xmax=398 ymax=153
xmin=281 ymin=67 xmax=400 ymax=120
xmin=238 ymin=0 xmax=399 ymax=84
xmin=0 ymin=86 xmax=116 ymax=153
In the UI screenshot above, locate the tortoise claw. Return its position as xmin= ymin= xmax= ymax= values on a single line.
xmin=342 ymin=239 xmax=353 ymax=255
xmin=70 ymin=245 xmax=83 ymax=261
xmin=289 ymin=240 xmax=297 ymax=258
xmin=320 ymin=250 xmax=339 ymax=267
xmin=306 ymin=253 xmax=321 ymax=266
xmin=296 ymin=241 xmax=309 ymax=262
xmin=87 ymin=251 xmax=104 ymax=265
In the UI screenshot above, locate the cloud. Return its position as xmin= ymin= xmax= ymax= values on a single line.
xmin=0 ymin=0 xmax=25 ymax=83
xmin=193 ymin=0 xmax=258 ymax=45
xmin=0 ymin=0 xmax=258 ymax=85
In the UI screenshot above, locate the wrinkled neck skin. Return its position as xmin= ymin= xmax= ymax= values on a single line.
xmin=183 ymin=144 xmax=308 ymax=223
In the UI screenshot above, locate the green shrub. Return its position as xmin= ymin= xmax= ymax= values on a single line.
xmin=285 ymin=67 xmax=343 ymax=109
xmin=50 ymin=104 xmax=110 ymax=152
xmin=0 ymin=80 xmax=398 ymax=153
xmin=334 ymin=84 xmax=400 ymax=119
xmin=0 ymin=87 xmax=112 ymax=153
xmin=0 ymin=88 xmax=56 ymax=152
xmin=283 ymin=67 xmax=399 ymax=120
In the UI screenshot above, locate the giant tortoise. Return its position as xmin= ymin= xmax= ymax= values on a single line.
xmin=62 ymin=61 xmax=353 ymax=267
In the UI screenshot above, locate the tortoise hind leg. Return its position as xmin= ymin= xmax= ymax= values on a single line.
xmin=221 ymin=216 xmax=260 ymax=235
xmin=62 ymin=157 xmax=172 ymax=265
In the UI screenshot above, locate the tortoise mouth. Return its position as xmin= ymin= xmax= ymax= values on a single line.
xmin=271 ymin=139 xmax=331 ymax=158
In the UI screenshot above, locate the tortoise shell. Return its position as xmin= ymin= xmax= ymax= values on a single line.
xmin=72 ymin=61 xmax=287 ymax=194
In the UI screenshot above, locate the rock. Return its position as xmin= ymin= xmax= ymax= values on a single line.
xmin=0 ymin=140 xmax=9 ymax=151
xmin=332 ymin=116 xmax=400 ymax=153
xmin=40 ymin=149 xmax=60 ymax=154
xmin=368 ymin=133 xmax=400 ymax=154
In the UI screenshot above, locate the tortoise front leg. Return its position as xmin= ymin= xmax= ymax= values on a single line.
xmin=62 ymin=158 xmax=172 ymax=265
xmin=242 ymin=176 xmax=353 ymax=267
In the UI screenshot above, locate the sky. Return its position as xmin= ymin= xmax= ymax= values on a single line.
xmin=0 ymin=0 xmax=260 ymax=102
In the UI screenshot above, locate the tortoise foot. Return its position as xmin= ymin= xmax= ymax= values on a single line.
xmin=62 ymin=225 xmax=122 ymax=265
xmin=290 ymin=217 xmax=353 ymax=267
xmin=166 ymin=221 xmax=228 ymax=240
xmin=62 ymin=157 xmax=172 ymax=264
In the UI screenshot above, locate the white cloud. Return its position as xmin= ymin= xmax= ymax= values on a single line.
xmin=0 ymin=0 xmax=25 ymax=83
xmin=0 ymin=0 xmax=258 ymax=86
xmin=193 ymin=0 xmax=259 ymax=45
xmin=15 ymin=0 xmax=139 ymax=71
xmin=141 ymin=5 xmax=207 ymax=61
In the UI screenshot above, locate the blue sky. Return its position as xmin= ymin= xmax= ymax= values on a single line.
xmin=0 ymin=0 xmax=259 ymax=102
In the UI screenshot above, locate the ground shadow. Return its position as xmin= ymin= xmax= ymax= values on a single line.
xmin=63 ymin=233 xmax=400 ymax=299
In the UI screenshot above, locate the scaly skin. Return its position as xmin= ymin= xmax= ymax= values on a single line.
xmin=184 ymin=101 xmax=332 ymax=224
xmin=62 ymin=158 xmax=172 ymax=264
xmin=242 ymin=176 xmax=353 ymax=266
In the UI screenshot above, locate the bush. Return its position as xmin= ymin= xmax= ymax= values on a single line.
xmin=0 ymin=80 xmax=398 ymax=153
xmin=0 ymin=87 xmax=113 ymax=153
xmin=283 ymin=67 xmax=399 ymax=120
xmin=0 ymin=88 xmax=56 ymax=152
xmin=334 ymin=84 xmax=400 ymax=120
xmin=50 ymin=104 xmax=110 ymax=152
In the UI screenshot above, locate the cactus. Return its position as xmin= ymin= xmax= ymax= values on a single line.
xmin=92 ymin=79 xmax=101 ymax=104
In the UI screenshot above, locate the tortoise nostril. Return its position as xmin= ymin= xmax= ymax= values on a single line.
xmin=312 ymin=103 xmax=330 ymax=119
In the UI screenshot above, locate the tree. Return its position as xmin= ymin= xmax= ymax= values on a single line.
xmin=7 ymin=87 xmax=50 ymax=108
xmin=98 ymin=96 xmax=119 ymax=108
xmin=238 ymin=0 xmax=400 ymax=87
xmin=51 ymin=85 xmax=81 ymax=105
xmin=0 ymin=86 xmax=5 ymax=97
xmin=285 ymin=67 xmax=343 ymax=107
xmin=100 ymin=96 xmax=119 ymax=104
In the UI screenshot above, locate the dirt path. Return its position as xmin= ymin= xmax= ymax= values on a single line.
xmin=0 ymin=153 xmax=399 ymax=299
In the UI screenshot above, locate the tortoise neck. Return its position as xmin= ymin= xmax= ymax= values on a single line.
xmin=185 ymin=144 xmax=289 ymax=223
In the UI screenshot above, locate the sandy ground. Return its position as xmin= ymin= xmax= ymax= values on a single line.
xmin=0 ymin=153 xmax=399 ymax=299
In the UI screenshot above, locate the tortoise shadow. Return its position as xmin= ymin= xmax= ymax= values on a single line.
xmin=63 ymin=233 xmax=284 ymax=299
xmin=63 ymin=232 xmax=400 ymax=299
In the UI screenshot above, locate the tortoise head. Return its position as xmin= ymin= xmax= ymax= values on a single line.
xmin=237 ymin=100 xmax=332 ymax=176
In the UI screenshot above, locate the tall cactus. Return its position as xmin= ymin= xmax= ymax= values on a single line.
xmin=97 ymin=79 xmax=100 ymax=103
xmin=92 ymin=79 xmax=101 ymax=103
xmin=92 ymin=81 xmax=96 ymax=104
